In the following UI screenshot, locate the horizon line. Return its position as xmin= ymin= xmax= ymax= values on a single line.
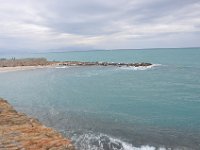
xmin=0 ymin=46 xmax=200 ymax=55
xmin=34 ymin=46 xmax=200 ymax=54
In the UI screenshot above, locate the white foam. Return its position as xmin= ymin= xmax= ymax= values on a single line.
xmin=70 ymin=132 xmax=167 ymax=150
xmin=55 ymin=66 xmax=68 ymax=69
xmin=120 ymin=64 xmax=162 ymax=71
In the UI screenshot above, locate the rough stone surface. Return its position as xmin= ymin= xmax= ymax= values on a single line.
xmin=60 ymin=61 xmax=152 ymax=67
xmin=0 ymin=98 xmax=75 ymax=150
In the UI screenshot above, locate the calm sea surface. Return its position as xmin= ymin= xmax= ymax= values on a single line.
xmin=0 ymin=48 xmax=200 ymax=149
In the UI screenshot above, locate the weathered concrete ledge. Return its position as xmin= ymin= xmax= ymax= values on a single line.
xmin=0 ymin=98 xmax=75 ymax=150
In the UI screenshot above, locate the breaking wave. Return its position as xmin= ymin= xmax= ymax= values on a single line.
xmin=69 ymin=132 xmax=167 ymax=150
xmin=55 ymin=66 xmax=68 ymax=69
xmin=119 ymin=64 xmax=162 ymax=71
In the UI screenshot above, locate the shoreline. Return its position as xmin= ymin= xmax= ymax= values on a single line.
xmin=0 ymin=98 xmax=75 ymax=150
xmin=0 ymin=58 xmax=152 ymax=73
xmin=0 ymin=64 xmax=58 ymax=73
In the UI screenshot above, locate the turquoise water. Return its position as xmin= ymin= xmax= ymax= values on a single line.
xmin=0 ymin=48 xmax=200 ymax=149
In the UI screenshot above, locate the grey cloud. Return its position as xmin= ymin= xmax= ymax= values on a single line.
xmin=120 ymin=0 xmax=200 ymax=24
xmin=0 ymin=0 xmax=199 ymax=52
xmin=38 ymin=0 xmax=200 ymax=35
xmin=34 ymin=0 xmax=121 ymax=35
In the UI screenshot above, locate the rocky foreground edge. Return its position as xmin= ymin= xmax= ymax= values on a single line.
xmin=0 ymin=98 xmax=75 ymax=150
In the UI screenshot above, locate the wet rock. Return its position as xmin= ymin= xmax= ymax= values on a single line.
xmin=110 ymin=141 xmax=123 ymax=149
xmin=100 ymin=136 xmax=110 ymax=150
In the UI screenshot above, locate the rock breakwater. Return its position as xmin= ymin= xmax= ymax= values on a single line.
xmin=59 ymin=61 xmax=152 ymax=67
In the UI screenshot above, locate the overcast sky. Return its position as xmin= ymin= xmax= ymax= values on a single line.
xmin=0 ymin=0 xmax=200 ymax=53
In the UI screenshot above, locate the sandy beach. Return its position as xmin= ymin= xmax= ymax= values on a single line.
xmin=0 ymin=65 xmax=54 ymax=73
xmin=0 ymin=58 xmax=58 ymax=73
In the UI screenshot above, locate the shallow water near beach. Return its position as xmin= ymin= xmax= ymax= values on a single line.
xmin=0 ymin=48 xmax=200 ymax=149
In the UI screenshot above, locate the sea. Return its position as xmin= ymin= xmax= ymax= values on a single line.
xmin=0 ymin=48 xmax=200 ymax=150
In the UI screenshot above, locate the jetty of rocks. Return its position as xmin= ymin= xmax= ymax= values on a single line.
xmin=59 ymin=61 xmax=152 ymax=67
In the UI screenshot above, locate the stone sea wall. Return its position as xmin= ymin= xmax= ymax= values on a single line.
xmin=0 ymin=98 xmax=75 ymax=150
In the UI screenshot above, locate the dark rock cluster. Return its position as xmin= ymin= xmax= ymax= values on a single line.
xmin=59 ymin=61 xmax=152 ymax=67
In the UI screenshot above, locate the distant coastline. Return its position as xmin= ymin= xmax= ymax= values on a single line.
xmin=30 ymin=47 xmax=200 ymax=53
